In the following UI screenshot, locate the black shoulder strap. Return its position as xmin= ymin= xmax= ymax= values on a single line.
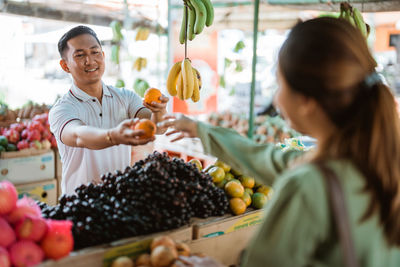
xmin=316 ymin=162 xmax=360 ymax=267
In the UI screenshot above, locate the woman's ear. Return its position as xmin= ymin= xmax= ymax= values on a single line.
xmin=298 ymin=95 xmax=318 ymax=117
xmin=59 ymin=59 xmax=70 ymax=73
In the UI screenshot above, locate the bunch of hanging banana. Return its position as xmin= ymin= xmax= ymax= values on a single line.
xmin=110 ymin=21 xmax=124 ymax=42
xmin=339 ymin=2 xmax=370 ymax=38
xmin=133 ymin=57 xmax=147 ymax=72
xmin=166 ymin=59 xmax=201 ymax=102
xmin=135 ymin=27 xmax=150 ymax=41
xmin=179 ymin=0 xmax=214 ymax=44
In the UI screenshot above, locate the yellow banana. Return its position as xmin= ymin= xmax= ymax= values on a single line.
xmin=135 ymin=28 xmax=142 ymax=41
xmin=177 ymin=71 xmax=184 ymax=100
xmin=191 ymin=69 xmax=200 ymax=102
xmin=193 ymin=67 xmax=202 ymax=89
xmin=133 ymin=58 xmax=139 ymax=70
xmin=181 ymin=59 xmax=194 ymax=99
xmin=142 ymin=58 xmax=147 ymax=68
xmin=143 ymin=28 xmax=150 ymax=40
xmin=166 ymin=61 xmax=182 ymax=96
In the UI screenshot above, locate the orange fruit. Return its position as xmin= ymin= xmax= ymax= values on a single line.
xmin=229 ymin=198 xmax=246 ymax=215
xmin=144 ymin=88 xmax=162 ymax=104
xmin=257 ymin=185 xmax=273 ymax=199
xmin=244 ymin=188 xmax=253 ymax=196
xmin=208 ymin=167 xmax=225 ymax=183
xmin=224 ymin=173 xmax=234 ymax=181
xmin=134 ymin=119 xmax=156 ymax=139
xmin=241 ymin=192 xmax=252 ymax=207
xmin=239 ymin=176 xmax=255 ymax=189
xmin=252 ymin=192 xmax=267 ymax=209
xmin=224 ymin=181 xmax=244 ymax=198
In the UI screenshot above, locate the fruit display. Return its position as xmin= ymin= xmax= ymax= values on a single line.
xmin=179 ymin=0 xmax=214 ymax=44
xmin=339 ymin=2 xmax=370 ymax=38
xmin=208 ymin=160 xmax=273 ymax=215
xmin=0 ymin=102 xmax=50 ymax=123
xmin=166 ymin=59 xmax=201 ymax=102
xmin=0 ymin=181 xmax=73 ymax=267
xmin=207 ymin=112 xmax=300 ymax=144
xmin=133 ymin=57 xmax=148 ymax=72
xmin=0 ymin=113 xmax=57 ymax=152
xmin=110 ymin=235 xmax=222 ymax=267
xmin=135 ymin=27 xmax=150 ymax=41
xmin=40 ymin=152 xmax=228 ymax=250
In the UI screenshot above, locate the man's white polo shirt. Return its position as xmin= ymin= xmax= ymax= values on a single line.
xmin=49 ymin=82 xmax=145 ymax=195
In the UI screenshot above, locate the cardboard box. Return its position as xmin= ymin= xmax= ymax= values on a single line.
xmin=38 ymin=226 xmax=192 ymax=267
xmin=192 ymin=209 xmax=263 ymax=239
xmin=0 ymin=149 xmax=55 ymax=184
xmin=16 ymin=179 xmax=57 ymax=206
xmin=189 ymin=226 xmax=258 ymax=266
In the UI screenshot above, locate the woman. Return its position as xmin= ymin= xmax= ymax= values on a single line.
xmin=159 ymin=18 xmax=400 ymax=266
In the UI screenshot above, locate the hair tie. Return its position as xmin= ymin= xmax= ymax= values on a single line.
xmin=364 ymin=72 xmax=382 ymax=89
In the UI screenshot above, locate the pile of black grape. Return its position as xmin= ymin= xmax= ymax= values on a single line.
xmin=40 ymin=151 xmax=228 ymax=250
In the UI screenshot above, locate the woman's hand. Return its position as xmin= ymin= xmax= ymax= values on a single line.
xmin=110 ymin=118 xmax=155 ymax=146
xmin=157 ymin=114 xmax=199 ymax=142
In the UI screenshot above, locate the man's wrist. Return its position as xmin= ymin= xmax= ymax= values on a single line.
xmin=106 ymin=129 xmax=115 ymax=145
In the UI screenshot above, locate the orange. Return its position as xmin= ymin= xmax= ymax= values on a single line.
xmin=134 ymin=119 xmax=156 ymax=139
xmin=239 ymin=175 xmax=255 ymax=189
xmin=144 ymin=88 xmax=162 ymax=104
xmin=229 ymin=198 xmax=246 ymax=215
xmin=208 ymin=166 xmax=225 ymax=183
xmin=224 ymin=181 xmax=244 ymax=198
xmin=252 ymin=193 xmax=267 ymax=209
xmin=244 ymin=188 xmax=254 ymax=196
xmin=241 ymin=192 xmax=252 ymax=207
xmin=257 ymin=185 xmax=273 ymax=199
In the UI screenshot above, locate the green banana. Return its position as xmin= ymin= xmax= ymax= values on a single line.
xmin=110 ymin=21 xmax=123 ymax=42
xmin=186 ymin=0 xmax=196 ymax=41
xmin=201 ymin=0 xmax=214 ymax=27
xmin=179 ymin=6 xmax=188 ymax=44
xmin=352 ymin=7 xmax=367 ymax=37
xmin=111 ymin=45 xmax=120 ymax=64
xmin=190 ymin=0 xmax=207 ymax=35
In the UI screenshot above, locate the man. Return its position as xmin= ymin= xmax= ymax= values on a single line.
xmin=49 ymin=25 xmax=168 ymax=195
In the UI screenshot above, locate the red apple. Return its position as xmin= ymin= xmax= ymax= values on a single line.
xmin=0 ymin=181 xmax=18 ymax=215
xmin=15 ymin=215 xmax=48 ymax=242
xmin=41 ymin=220 xmax=73 ymax=260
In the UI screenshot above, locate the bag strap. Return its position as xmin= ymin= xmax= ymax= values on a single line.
xmin=316 ymin=162 xmax=360 ymax=267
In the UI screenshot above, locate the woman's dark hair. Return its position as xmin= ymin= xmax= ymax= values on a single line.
xmin=58 ymin=25 xmax=101 ymax=58
xmin=279 ymin=17 xmax=400 ymax=246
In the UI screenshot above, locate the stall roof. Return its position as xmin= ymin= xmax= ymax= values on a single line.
xmin=266 ymin=0 xmax=400 ymax=12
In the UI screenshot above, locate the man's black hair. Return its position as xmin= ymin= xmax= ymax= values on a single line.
xmin=58 ymin=25 xmax=101 ymax=58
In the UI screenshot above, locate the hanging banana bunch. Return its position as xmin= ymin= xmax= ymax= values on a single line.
xmin=111 ymin=45 xmax=120 ymax=64
xmin=110 ymin=21 xmax=124 ymax=42
xmin=339 ymin=2 xmax=370 ymax=38
xmin=135 ymin=27 xmax=150 ymax=41
xmin=133 ymin=57 xmax=148 ymax=72
xmin=166 ymin=59 xmax=201 ymax=102
xmin=179 ymin=0 xmax=214 ymax=44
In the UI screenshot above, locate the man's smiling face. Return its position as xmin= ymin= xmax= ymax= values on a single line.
xmin=60 ymin=33 xmax=105 ymax=88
